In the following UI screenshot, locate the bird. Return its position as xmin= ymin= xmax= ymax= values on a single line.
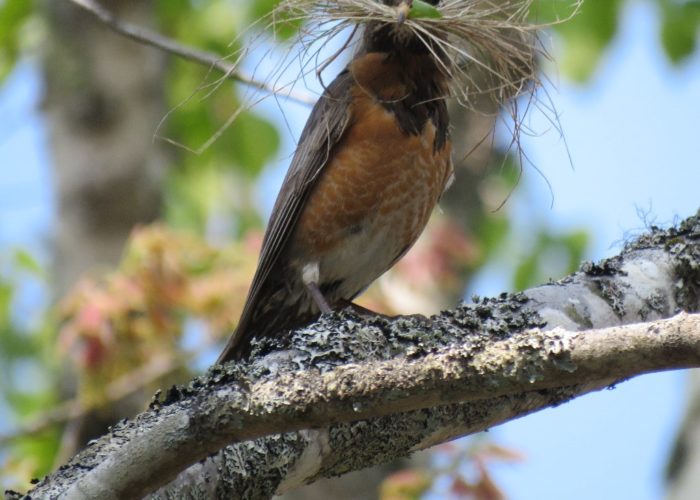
xmin=217 ymin=0 xmax=453 ymax=363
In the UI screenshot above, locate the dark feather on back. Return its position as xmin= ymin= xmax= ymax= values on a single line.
xmin=216 ymin=72 xmax=354 ymax=362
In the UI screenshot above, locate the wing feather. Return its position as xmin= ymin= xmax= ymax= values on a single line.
xmin=217 ymin=70 xmax=354 ymax=362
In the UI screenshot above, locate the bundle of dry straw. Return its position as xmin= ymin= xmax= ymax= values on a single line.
xmin=272 ymin=0 xmax=578 ymax=110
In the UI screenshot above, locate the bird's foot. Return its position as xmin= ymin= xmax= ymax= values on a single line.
xmin=305 ymin=281 xmax=333 ymax=314
xmin=338 ymin=300 xmax=430 ymax=323
xmin=337 ymin=299 xmax=391 ymax=319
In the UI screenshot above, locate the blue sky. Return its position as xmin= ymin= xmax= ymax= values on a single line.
xmin=0 ymin=62 xmax=51 ymax=250
xmin=0 ymin=0 xmax=698 ymax=498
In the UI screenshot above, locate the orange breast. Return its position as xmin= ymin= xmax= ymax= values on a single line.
xmin=292 ymin=83 xmax=452 ymax=262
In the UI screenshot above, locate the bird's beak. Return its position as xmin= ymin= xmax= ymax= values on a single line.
xmin=396 ymin=0 xmax=412 ymax=26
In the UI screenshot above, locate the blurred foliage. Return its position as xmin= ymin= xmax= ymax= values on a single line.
xmin=155 ymin=0 xmax=282 ymax=235
xmin=0 ymin=0 xmax=33 ymax=81
xmin=514 ymin=229 xmax=589 ymax=291
xmin=57 ymin=225 xmax=259 ymax=403
xmin=660 ymin=0 xmax=700 ymax=63
xmin=380 ymin=441 xmax=525 ymax=500
xmin=534 ymin=0 xmax=623 ymax=81
xmin=533 ymin=0 xmax=700 ymax=82
xmin=1 ymin=0 xmax=286 ymax=489
xmin=0 ymin=251 xmax=60 ymax=489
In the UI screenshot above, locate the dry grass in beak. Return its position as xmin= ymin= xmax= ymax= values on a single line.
xmin=274 ymin=0 xmax=580 ymax=111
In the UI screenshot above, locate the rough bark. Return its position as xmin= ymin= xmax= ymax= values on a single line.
xmin=9 ymin=212 xmax=699 ymax=500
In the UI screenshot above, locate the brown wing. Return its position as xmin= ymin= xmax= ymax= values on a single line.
xmin=216 ymin=70 xmax=355 ymax=363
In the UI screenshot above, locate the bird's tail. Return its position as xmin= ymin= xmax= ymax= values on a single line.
xmin=216 ymin=280 xmax=317 ymax=363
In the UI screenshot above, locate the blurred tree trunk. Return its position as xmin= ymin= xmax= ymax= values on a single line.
xmin=42 ymin=0 xmax=167 ymax=296
xmin=666 ymin=371 xmax=700 ymax=499
xmin=40 ymin=0 xmax=168 ymax=461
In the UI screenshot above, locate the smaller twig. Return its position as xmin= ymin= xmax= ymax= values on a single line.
xmin=68 ymin=0 xmax=316 ymax=106
xmin=0 ymin=353 xmax=182 ymax=447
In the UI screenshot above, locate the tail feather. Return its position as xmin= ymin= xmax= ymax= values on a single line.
xmin=216 ymin=279 xmax=318 ymax=363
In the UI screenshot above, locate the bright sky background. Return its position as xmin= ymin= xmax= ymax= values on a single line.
xmin=0 ymin=0 xmax=699 ymax=498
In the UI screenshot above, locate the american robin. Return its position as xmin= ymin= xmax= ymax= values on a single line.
xmin=217 ymin=0 xmax=452 ymax=362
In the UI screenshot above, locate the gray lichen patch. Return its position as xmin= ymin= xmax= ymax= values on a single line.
xmin=639 ymin=290 xmax=670 ymax=321
xmin=320 ymin=408 xmax=435 ymax=478
xmin=214 ymin=432 xmax=309 ymax=499
xmin=669 ymin=214 xmax=700 ymax=311
xmin=595 ymin=279 xmax=627 ymax=317
xmin=580 ymin=256 xmax=625 ymax=277
xmin=578 ymin=255 xmax=631 ymax=318
xmin=219 ymin=291 xmax=548 ymax=383
xmin=623 ymin=211 xmax=700 ymax=311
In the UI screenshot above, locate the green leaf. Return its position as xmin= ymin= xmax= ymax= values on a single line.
xmin=513 ymin=247 xmax=540 ymax=291
xmin=0 ymin=280 xmax=12 ymax=327
xmin=0 ymin=0 xmax=34 ymax=82
xmin=561 ymin=230 xmax=589 ymax=271
xmin=164 ymin=163 xmax=220 ymax=233
xmin=476 ymin=215 xmax=510 ymax=263
xmin=533 ymin=0 xmax=623 ymax=82
xmin=252 ymin=0 xmax=299 ymax=39
xmin=5 ymin=387 xmax=61 ymax=478
xmin=10 ymin=425 xmax=61 ymax=479
xmin=13 ymin=249 xmax=42 ymax=276
xmin=250 ymin=0 xmax=281 ymax=23
xmin=660 ymin=1 xmax=700 ymax=63
xmin=409 ymin=0 xmax=443 ymax=20
xmin=513 ymin=229 xmax=589 ymax=290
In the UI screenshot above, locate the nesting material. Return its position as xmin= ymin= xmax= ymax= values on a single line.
xmin=271 ymin=0 xmax=579 ymax=110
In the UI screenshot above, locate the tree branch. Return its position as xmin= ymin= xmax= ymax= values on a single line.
xmin=15 ymin=213 xmax=700 ymax=499
xmin=66 ymin=0 xmax=316 ymax=106
xmin=63 ymin=315 xmax=700 ymax=499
